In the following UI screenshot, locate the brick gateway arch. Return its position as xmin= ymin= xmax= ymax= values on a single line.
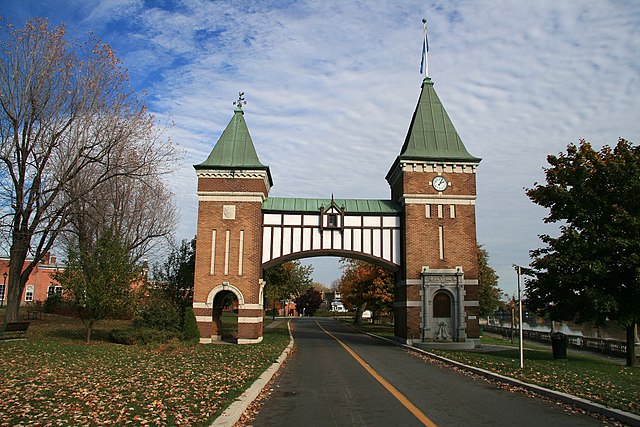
xmin=192 ymin=77 xmax=481 ymax=347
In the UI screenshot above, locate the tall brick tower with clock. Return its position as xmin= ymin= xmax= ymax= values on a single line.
xmin=386 ymin=75 xmax=481 ymax=345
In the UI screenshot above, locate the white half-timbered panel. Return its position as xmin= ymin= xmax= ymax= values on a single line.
xmin=383 ymin=216 xmax=400 ymax=227
xmin=322 ymin=230 xmax=332 ymax=249
xmin=382 ymin=229 xmax=391 ymax=261
xmin=262 ymin=212 xmax=401 ymax=268
xmin=302 ymin=228 xmax=312 ymax=251
xmin=303 ymin=215 xmax=319 ymax=226
xmin=272 ymin=227 xmax=282 ymax=259
xmin=343 ymin=216 xmax=361 ymax=227
xmin=282 ymin=228 xmax=292 ymax=256
xmin=372 ymin=229 xmax=381 ymax=257
xmin=312 ymin=229 xmax=322 ymax=250
xmin=283 ymin=215 xmax=302 ymax=226
xmin=352 ymin=228 xmax=362 ymax=252
xmin=264 ymin=213 xmax=281 ymax=226
xmin=292 ymin=228 xmax=302 ymax=253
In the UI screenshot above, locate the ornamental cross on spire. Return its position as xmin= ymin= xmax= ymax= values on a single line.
xmin=233 ymin=91 xmax=246 ymax=110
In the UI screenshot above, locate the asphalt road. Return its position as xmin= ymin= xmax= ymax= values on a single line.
xmin=251 ymin=317 xmax=606 ymax=427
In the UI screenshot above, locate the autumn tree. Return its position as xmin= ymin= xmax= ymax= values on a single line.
xmin=264 ymin=261 xmax=313 ymax=318
xmin=477 ymin=243 xmax=501 ymax=317
xmin=0 ymin=18 xmax=174 ymax=321
xmin=294 ymin=287 xmax=323 ymax=316
xmin=526 ymin=138 xmax=640 ymax=366
xmin=339 ymin=259 xmax=394 ymax=325
xmin=54 ymin=230 xmax=139 ymax=343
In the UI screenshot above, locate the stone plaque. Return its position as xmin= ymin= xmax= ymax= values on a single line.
xmin=223 ymin=205 xmax=236 ymax=220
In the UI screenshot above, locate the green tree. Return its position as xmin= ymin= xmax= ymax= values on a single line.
xmin=152 ymin=237 xmax=196 ymax=312
xmin=477 ymin=243 xmax=501 ymax=317
xmin=526 ymin=138 xmax=640 ymax=366
xmin=264 ymin=261 xmax=313 ymax=318
xmin=54 ymin=230 xmax=139 ymax=343
xmin=294 ymin=287 xmax=323 ymax=316
xmin=339 ymin=259 xmax=394 ymax=325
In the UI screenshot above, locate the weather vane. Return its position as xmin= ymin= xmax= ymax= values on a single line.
xmin=233 ymin=91 xmax=246 ymax=109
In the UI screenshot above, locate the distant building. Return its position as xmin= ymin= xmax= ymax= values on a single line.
xmin=0 ymin=253 xmax=61 ymax=305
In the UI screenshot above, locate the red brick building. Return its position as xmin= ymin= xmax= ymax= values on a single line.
xmin=0 ymin=253 xmax=61 ymax=306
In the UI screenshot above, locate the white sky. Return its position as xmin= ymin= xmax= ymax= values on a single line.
xmin=3 ymin=0 xmax=639 ymax=296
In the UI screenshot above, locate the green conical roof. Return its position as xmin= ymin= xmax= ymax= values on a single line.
xmin=397 ymin=77 xmax=480 ymax=163
xmin=194 ymin=106 xmax=270 ymax=173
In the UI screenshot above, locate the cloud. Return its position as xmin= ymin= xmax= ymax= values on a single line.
xmin=3 ymin=0 xmax=640 ymax=291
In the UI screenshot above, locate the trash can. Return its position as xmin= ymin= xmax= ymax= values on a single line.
xmin=550 ymin=332 xmax=567 ymax=359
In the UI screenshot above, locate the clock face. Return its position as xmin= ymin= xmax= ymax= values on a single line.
xmin=433 ymin=176 xmax=448 ymax=192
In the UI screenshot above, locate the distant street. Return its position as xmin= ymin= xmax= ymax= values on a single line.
xmin=252 ymin=318 xmax=604 ymax=427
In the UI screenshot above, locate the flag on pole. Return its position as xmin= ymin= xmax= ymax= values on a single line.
xmin=420 ymin=18 xmax=429 ymax=76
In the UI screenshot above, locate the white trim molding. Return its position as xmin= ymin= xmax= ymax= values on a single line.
xmin=238 ymin=316 xmax=263 ymax=324
xmin=198 ymin=192 xmax=265 ymax=203
xmin=196 ymin=169 xmax=271 ymax=191
xmin=193 ymin=302 xmax=211 ymax=309
xmin=394 ymin=300 xmax=421 ymax=307
xmin=238 ymin=337 xmax=264 ymax=344
xmin=402 ymin=194 xmax=477 ymax=205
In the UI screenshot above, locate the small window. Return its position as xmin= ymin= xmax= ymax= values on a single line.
xmin=449 ymin=205 xmax=456 ymax=219
xmin=327 ymin=213 xmax=338 ymax=228
xmin=433 ymin=292 xmax=451 ymax=318
xmin=437 ymin=205 xmax=443 ymax=218
xmin=425 ymin=204 xmax=431 ymax=218
xmin=47 ymin=285 xmax=62 ymax=297
xmin=25 ymin=285 xmax=34 ymax=302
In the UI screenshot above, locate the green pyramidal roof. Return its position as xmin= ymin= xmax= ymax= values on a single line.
xmin=194 ymin=107 xmax=271 ymax=176
xmin=397 ymin=77 xmax=480 ymax=163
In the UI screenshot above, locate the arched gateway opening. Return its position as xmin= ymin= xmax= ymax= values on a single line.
xmin=192 ymin=77 xmax=481 ymax=348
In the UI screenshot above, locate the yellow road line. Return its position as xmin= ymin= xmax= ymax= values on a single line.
xmin=316 ymin=321 xmax=437 ymax=427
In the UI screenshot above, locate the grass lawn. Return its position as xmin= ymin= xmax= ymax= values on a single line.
xmin=0 ymin=314 xmax=290 ymax=426
xmin=345 ymin=320 xmax=639 ymax=416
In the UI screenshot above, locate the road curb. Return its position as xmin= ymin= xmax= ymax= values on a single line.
xmin=360 ymin=329 xmax=640 ymax=427
xmin=210 ymin=320 xmax=294 ymax=427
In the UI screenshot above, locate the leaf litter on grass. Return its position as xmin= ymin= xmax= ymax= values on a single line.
xmin=0 ymin=320 xmax=290 ymax=426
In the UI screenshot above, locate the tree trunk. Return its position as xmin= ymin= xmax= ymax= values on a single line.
xmin=626 ymin=321 xmax=637 ymax=367
xmin=5 ymin=238 xmax=32 ymax=322
xmin=86 ymin=320 xmax=93 ymax=344
xmin=353 ymin=302 xmax=367 ymax=325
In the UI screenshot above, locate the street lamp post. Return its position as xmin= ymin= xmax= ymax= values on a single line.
xmin=513 ymin=265 xmax=524 ymax=369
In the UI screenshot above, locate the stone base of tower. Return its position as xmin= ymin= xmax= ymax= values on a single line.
xmin=194 ymin=303 xmax=264 ymax=344
xmin=394 ymin=269 xmax=480 ymax=347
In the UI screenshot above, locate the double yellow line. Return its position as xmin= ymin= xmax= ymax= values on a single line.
xmin=316 ymin=321 xmax=437 ymax=427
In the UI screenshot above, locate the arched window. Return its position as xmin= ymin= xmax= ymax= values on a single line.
xmin=433 ymin=292 xmax=451 ymax=318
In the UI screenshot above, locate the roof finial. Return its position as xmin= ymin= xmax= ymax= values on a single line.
xmin=420 ymin=18 xmax=430 ymax=79
xmin=233 ymin=91 xmax=246 ymax=111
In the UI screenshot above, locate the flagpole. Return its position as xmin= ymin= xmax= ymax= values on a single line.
xmin=421 ymin=18 xmax=429 ymax=78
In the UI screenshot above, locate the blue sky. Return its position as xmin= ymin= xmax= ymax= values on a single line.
xmin=3 ymin=0 xmax=639 ymax=296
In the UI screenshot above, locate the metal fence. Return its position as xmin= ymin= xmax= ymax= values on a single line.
xmin=483 ymin=324 xmax=628 ymax=357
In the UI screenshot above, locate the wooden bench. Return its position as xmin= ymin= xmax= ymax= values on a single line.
xmin=0 ymin=321 xmax=30 ymax=340
xmin=24 ymin=310 xmax=43 ymax=320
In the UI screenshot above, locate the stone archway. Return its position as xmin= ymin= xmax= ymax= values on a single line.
xmin=207 ymin=284 xmax=243 ymax=343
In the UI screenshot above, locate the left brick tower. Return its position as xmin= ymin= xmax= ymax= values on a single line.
xmin=193 ymin=95 xmax=272 ymax=344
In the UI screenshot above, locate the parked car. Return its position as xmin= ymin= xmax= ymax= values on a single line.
xmin=362 ymin=310 xmax=372 ymax=319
